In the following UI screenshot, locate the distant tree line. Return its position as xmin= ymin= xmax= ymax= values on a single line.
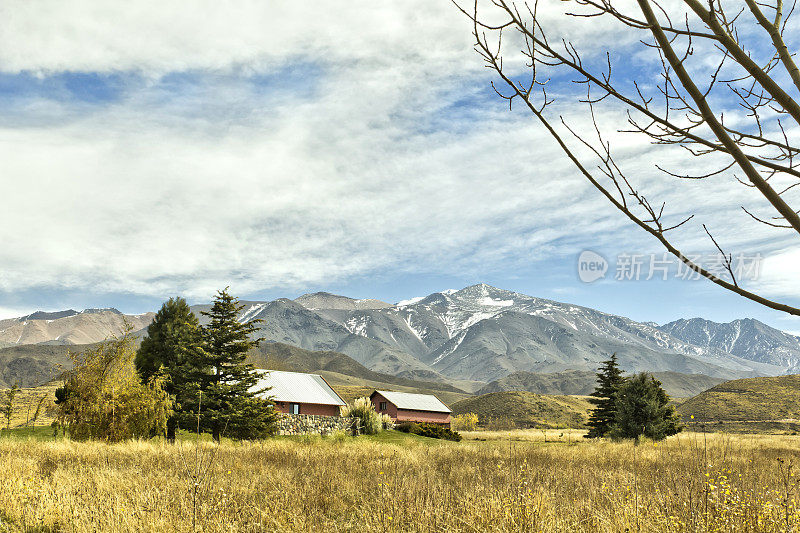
xmin=55 ymin=288 xmax=277 ymax=442
xmin=586 ymin=354 xmax=682 ymax=441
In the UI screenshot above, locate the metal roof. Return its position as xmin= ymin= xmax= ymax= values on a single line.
xmin=252 ymin=370 xmax=346 ymax=406
xmin=373 ymin=390 xmax=451 ymax=413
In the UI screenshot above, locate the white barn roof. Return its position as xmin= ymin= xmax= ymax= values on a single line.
xmin=374 ymin=390 xmax=451 ymax=413
xmin=252 ymin=370 xmax=346 ymax=406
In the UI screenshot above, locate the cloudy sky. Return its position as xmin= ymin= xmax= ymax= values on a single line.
xmin=0 ymin=1 xmax=798 ymax=332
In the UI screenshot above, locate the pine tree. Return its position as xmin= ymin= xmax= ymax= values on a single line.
xmin=609 ymin=372 xmax=682 ymax=442
xmin=183 ymin=288 xmax=277 ymax=441
xmin=135 ymin=297 xmax=203 ymax=441
xmin=586 ymin=353 xmax=626 ymax=438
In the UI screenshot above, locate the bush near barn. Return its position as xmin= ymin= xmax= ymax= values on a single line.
xmin=396 ymin=421 xmax=462 ymax=441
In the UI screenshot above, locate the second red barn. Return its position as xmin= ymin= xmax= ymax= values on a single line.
xmin=370 ymin=390 xmax=452 ymax=426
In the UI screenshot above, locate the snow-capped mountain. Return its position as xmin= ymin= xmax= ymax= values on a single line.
xmin=285 ymin=284 xmax=788 ymax=382
xmin=660 ymin=318 xmax=800 ymax=370
xmin=191 ymin=299 xmax=436 ymax=378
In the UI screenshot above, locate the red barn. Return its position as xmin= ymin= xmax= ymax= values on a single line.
xmin=252 ymin=370 xmax=346 ymax=416
xmin=370 ymin=390 xmax=452 ymax=426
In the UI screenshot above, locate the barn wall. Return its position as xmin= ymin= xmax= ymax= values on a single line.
xmin=396 ymin=409 xmax=451 ymax=425
xmin=370 ymin=392 xmax=398 ymax=418
xmin=274 ymin=402 xmax=342 ymax=417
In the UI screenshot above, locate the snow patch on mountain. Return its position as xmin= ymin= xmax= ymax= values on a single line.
xmin=432 ymin=330 xmax=467 ymax=365
xmin=402 ymin=314 xmax=427 ymax=343
xmin=478 ymin=297 xmax=514 ymax=307
xmin=397 ymin=296 xmax=425 ymax=307
xmin=345 ymin=316 xmax=369 ymax=337
xmin=460 ymin=311 xmax=497 ymax=331
xmin=239 ymin=303 xmax=267 ymax=323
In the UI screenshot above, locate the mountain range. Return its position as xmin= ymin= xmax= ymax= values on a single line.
xmin=1 ymin=284 xmax=799 ymax=390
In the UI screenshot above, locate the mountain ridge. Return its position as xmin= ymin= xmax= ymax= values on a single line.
xmin=1 ymin=283 xmax=798 ymax=388
xmin=659 ymin=317 xmax=800 ymax=370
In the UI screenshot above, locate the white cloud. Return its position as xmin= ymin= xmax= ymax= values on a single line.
xmin=0 ymin=84 xmax=616 ymax=298
xmin=752 ymin=247 xmax=800 ymax=299
xmin=0 ymin=1 xmax=476 ymax=74
xmin=0 ymin=306 xmax=34 ymax=321
xmin=0 ymin=0 xmax=796 ymax=307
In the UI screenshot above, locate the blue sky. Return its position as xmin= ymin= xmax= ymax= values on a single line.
xmin=0 ymin=1 xmax=798 ymax=334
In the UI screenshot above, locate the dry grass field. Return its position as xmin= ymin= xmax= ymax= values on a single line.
xmin=1 ymin=430 xmax=799 ymax=532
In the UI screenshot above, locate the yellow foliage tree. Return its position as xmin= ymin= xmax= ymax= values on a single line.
xmin=451 ymin=412 xmax=479 ymax=431
xmin=56 ymin=328 xmax=172 ymax=442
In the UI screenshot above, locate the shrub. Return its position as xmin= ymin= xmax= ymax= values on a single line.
xmin=331 ymin=430 xmax=348 ymax=443
xmin=396 ymin=422 xmax=421 ymax=434
xmin=2 ymin=383 xmax=19 ymax=430
xmin=340 ymin=397 xmax=382 ymax=435
xmin=379 ymin=413 xmax=394 ymax=430
xmin=397 ymin=422 xmax=462 ymax=442
xmin=451 ymin=412 xmax=479 ymax=431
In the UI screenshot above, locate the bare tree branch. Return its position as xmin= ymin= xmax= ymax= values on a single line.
xmin=458 ymin=0 xmax=800 ymax=316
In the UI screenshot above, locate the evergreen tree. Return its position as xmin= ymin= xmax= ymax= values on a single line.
xmin=609 ymin=372 xmax=682 ymax=442
xmin=135 ymin=297 xmax=203 ymax=441
xmin=183 ymin=288 xmax=277 ymax=441
xmin=586 ymin=354 xmax=626 ymax=438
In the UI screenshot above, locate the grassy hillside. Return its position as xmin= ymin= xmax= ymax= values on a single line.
xmin=678 ymin=374 xmax=800 ymax=423
xmin=479 ymin=370 xmax=724 ymax=399
xmin=652 ymin=371 xmax=726 ymax=399
xmin=452 ymin=391 xmax=593 ymax=429
xmin=477 ymin=370 xmax=598 ymax=396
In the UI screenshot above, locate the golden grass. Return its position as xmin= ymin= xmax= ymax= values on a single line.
xmin=1 ymin=431 xmax=800 ymax=532
xmin=461 ymin=428 xmax=588 ymax=442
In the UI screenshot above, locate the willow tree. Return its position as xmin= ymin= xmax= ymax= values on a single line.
xmin=56 ymin=330 xmax=172 ymax=442
xmin=460 ymin=0 xmax=800 ymax=315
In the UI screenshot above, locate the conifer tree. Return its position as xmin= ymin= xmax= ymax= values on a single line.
xmin=183 ymin=288 xmax=276 ymax=441
xmin=610 ymin=373 xmax=682 ymax=442
xmin=135 ymin=297 xmax=203 ymax=441
xmin=586 ymin=353 xmax=626 ymax=438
